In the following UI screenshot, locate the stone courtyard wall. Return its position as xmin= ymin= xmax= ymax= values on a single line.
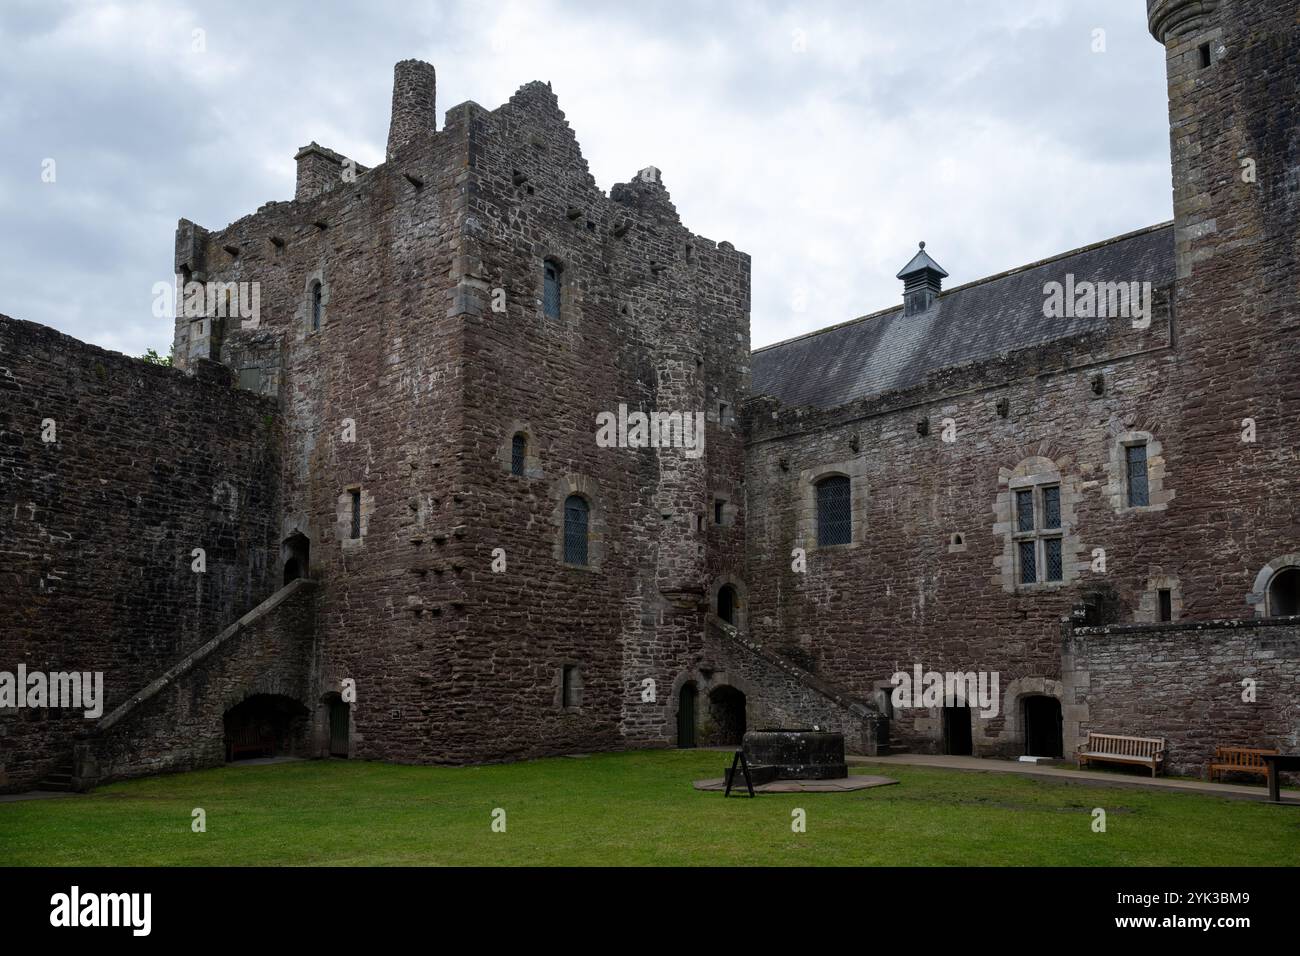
xmin=0 ymin=316 xmax=279 ymax=791
xmin=1063 ymin=616 xmax=1300 ymax=777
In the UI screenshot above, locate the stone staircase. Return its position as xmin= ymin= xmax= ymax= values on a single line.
xmin=68 ymin=578 xmax=317 ymax=791
xmin=35 ymin=757 xmax=75 ymax=792
xmin=703 ymin=618 xmax=885 ymax=756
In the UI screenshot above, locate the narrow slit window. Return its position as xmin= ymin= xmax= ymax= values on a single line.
xmin=511 ymin=433 xmax=526 ymax=476
xmin=1158 ymin=589 xmax=1173 ymax=622
xmin=311 ymin=281 xmax=322 ymax=332
xmin=349 ymin=489 xmax=361 ymax=539
xmin=1198 ymin=42 xmax=1211 ymax=68
xmin=714 ymin=499 xmax=725 ymax=526
xmin=561 ymin=665 xmax=581 ymax=708
xmin=1126 ymin=444 xmax=1150 ymax=507
xmin=543 ymin=261 xmax=562 ymax=320
xmin=563 ymin=494 xmax=589 ymax=566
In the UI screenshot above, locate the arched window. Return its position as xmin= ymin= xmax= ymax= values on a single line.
xmin=310 ymin=281 xmax=322 ymax=332
xmin=815 ymin=475 xmax=851 ymax=546
xmin=511 ymin=433 xmax=527 ymax=476
xmin=717 ymin=584 xmax=737 ymax=624
xmin=563 ymin=494 xmax=589 ymax=566
xmin=543 ymin=260 xmax=562 ymax=320
xmin=1268 ymin=567 xmax=1300 ymax=616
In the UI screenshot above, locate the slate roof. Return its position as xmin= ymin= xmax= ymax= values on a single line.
xmin=751 ymin=222 xmax=1174 ymax=410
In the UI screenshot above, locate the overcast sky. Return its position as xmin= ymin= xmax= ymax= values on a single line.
xmin=0 ymin=0 xmax=1172 ymax=356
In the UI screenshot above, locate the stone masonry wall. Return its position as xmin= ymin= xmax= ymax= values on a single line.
xmin=744 ymin=302 xmax=1184 ymax=759
xmin=445 ymin=82 xmax=750 ymax=758
xmin=172 ymin=99 xmax=473 ymax=766
xmin=1063 ymin=615 xmax=1300 ymax=778
xmin=742 ymin=0 xmax=1299 ymax=759
xmin=701 ymin=620 xmax=879 ymax=755
xmin=74 ymin=580 xmax=317 ymax=789
xmin=0 ymin=316 xmax=279 ymax=792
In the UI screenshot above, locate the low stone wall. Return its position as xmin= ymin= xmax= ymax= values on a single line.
xmin=702 ymin=621 xmax=880 ymax=755
xmin=1063 ymin=616 xmax=1300 ymax=778
xmin=73 ymin=580 xmax=318 ymax=790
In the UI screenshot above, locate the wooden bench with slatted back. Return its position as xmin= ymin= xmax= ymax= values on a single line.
xmin=1209 ymin=746 xmax=1277 ymax=782
xmin=1076 ymin=732 xmax=1166 ymax=777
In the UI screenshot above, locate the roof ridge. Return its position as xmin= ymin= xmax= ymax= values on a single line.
xmin=752 ymin=220 xmax=1174 ymax=356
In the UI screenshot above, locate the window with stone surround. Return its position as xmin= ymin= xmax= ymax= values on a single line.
xmin=996 ymin=457 xmax=1079 ymax=593
xmin=543 ymin=260 xmax=562 ymax=320
xmin=1014 ymin=484 xmax=1063 ymax=584
xmin=303 ymin=272 xmax=328 ymax=334
xmin=797 ymin=458 xmax=868 ymax=552
xmin=563 ymin=494 xmax=589 ymax=566
xmin=1137 ymin=574 xmax=1182 ymax=623
xmin=815 ymin=476 xmax=851 ymax=547
xmin=560 ymin=665 xmax=582 ymax=709
xmin=1125 ymin=443 xmax=1149 ymax=507
xmin=1107 ymin=430 xmax=1169 ymax=513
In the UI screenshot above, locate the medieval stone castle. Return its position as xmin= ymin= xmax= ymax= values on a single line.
xmin=2 ymin=0 xmax=1297 ymax=791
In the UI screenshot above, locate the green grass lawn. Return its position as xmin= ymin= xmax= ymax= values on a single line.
xmin=3 ymin=750 xmax=1297 ymax=866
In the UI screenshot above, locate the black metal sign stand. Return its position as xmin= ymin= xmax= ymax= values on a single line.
xmin=724 ymin=750 xmax=756 ymax=797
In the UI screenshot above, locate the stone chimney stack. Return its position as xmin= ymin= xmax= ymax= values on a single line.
xmin=295 ymin=142 xmax=344 ymax=201
xmin=386 ymin=60 xmax=437 ymax=160
xmin=896 ymin=241 xmax=949 ymax=316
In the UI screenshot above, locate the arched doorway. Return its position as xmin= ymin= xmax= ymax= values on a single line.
xmin=1268 ymin=567 xmax=1300 ymax=616
xmin=223 ymin=694 xmax=309 ymax=762
xmin=328 ymin=696 xmax=350 ymax=757
xmin=942 ymin=706 xmax=972 ymax=756
xmin=677 ymin=682 xmax=697 ymax=749
xmin=1023 ymin=696 xmax=1063 ymax=757
xmin=717 ymin=585 xmax=737 ymax=625
xmin=706 ymin=686 xmax=746 ymax=746
xmin=283 ymin=532 xmax=310 ymax=585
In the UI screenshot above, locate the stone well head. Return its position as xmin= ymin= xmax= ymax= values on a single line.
xmin=743 ymin=729 xmax=848 ymax=780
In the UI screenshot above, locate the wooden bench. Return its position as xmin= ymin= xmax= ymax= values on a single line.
xmin=1209 ymin=746 xmax=1278 ymax=782
xmin=226 ymin=725 xmax=274 ymax=761
xmin=1076 ymin=732 xmax=1165 ymax=777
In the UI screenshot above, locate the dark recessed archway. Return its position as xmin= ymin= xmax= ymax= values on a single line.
xmin=223 ymin=694 xmax=309 ymax=762
xmin=283 ymin=532 xmax=310 ymax=586
xmin=1268 ymin=567 xmax=1300 ymax=616
xmin=717 ymin=585 xmax=737 ymax=625
xmin=1022 ymin=695 xmax=1063 ymax=758
xmin=943 ymin=706 xmax=972 ymax=756
xmin=676 ymin=682 xmax=697 ymax=749
xmin=706 ymin=686 xmax=746 ymax=747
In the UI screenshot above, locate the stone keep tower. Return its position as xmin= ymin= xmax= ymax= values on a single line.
xmin=1145 ymin=0 xmax=1300 ymax=615
xmin=160 ymin=61 xmax=752 ymax=765
xmin=1147 ymin=0 xmax=1297 ymax=302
